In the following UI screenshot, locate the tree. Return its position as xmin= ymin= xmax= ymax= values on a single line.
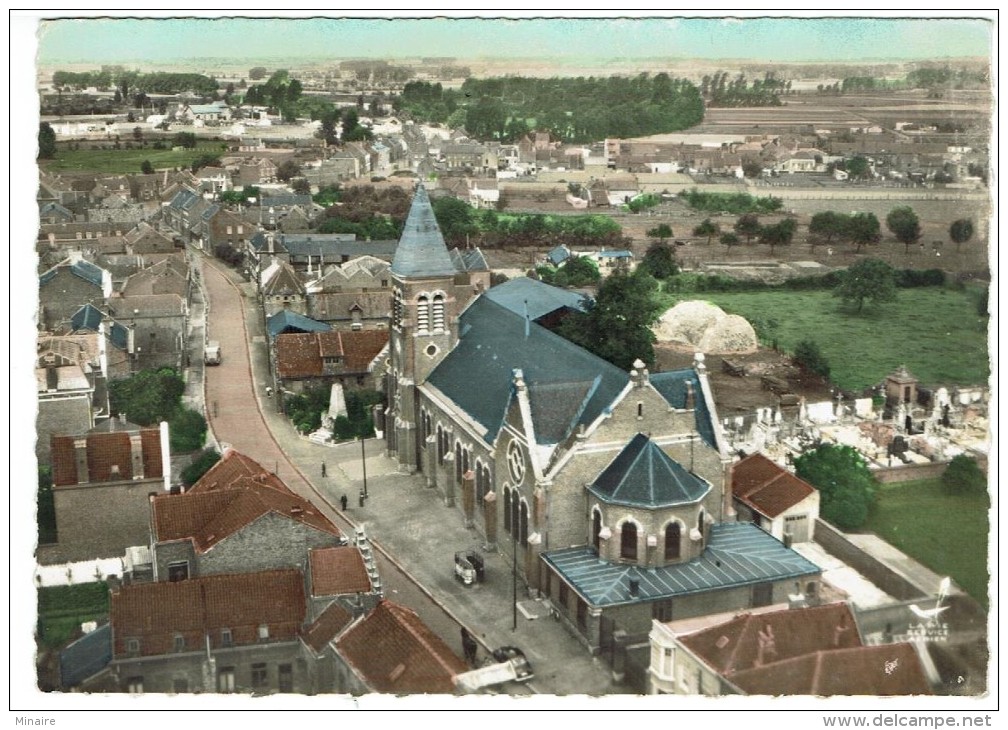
xmin=719 ymin=232 xmax=740 ymax=251
xmin=108 ymin=368 xmax=186 ymax=425
xmin=794 ymin=444 xmax=877 ymax=530
xmin=38 ymin=122 xmax=57 ymax=159
xmin=741 ymin=160 xmax=763 ymax=178
xmin=639 ymin=241 xmax=678 ymax=281
xmin=734 ymin=213 xmax=761 ymax=244
xmin=693 ymin=218 xmax=720 ymax=245
xmin=249 ymin=66 xmax=268 ymax=80
xmin=941 ymin=454 xmax=987 ymax=495
xmin=949 ymin=218 xmax=974 ymax=251
xmin=845 ymin=156 xmax=872 ymax=179
xmin=172 ymin=131 xmax=197 ymax=149
xmin=277 ymin=160 xmax=302 ymax=182
xmin=886 ymin=206 xmax=922 ymax=253
xmin=646 ymin=223 xmax=672 ymax=242
xmin=37 ymin=466 xmax=57 ymax=544
xmin=846 ymin=212 xmax=881 ymax=253
xmin=180 ymin=449 xmax=221 ymax=487
xmin=792 ymin=339 xmax=830 ymax=378
xmin=555 ymin=269 xmax=662 ymax=370
xmin=140 ymin=160 xmax=154 ymax=175
xmin=759 ymin=218 xmax=796 ymax=255
xmin=291 ymin=177 xmax=311 ymax=195
xmin=834 ymin=258 xmax=898 ymax=313
xmin=552 ymin=255 xmax=601 ymax=287
xmin=808 ymin=211 xmax=846 ymax=249
xmin=132 ymin=126 xmax=144 ymax=142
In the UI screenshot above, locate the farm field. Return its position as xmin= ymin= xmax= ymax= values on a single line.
xmin=41 ymin=142 xmax=227 ymax=174
xmin=861 ymin=478 xmax=990 ymax=609
xmin=663 ymin=286 xmax=989 ymax=392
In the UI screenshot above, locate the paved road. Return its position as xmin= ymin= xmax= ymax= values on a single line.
xmin=198 ymin=252 xmax=620 ymax=696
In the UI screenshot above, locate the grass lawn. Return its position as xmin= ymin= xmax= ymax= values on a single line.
xmin=862 ymin=478 xmax=990 ymax=608
xmin=661 ymin=286 xmax=989 ymax=391
xmin=42 ymin=143 xmax=227 ymax=174
xmin=36 ymin=582 xmax=110 ymax=649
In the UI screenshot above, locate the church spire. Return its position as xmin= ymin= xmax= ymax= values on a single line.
xmin=391 ymin=184 xmax=457 ymax=278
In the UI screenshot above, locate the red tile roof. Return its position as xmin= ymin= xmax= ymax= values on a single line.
xmin=680 ymin=603 xmax=861 ymax=676
xmin=302 ymin=602 xmax=354 ymax=653
xmin=275 ymin=330 xmax=389 ymax=379
xmin=110 ymin=569 xmax=306 ymax=657
xmin=727 ymin=643 xmax=932 ymax=696
xmin=153 ymin=449 xmax=342 ymax=550
xmin=732 ymin=453 xmax=816 ymax=518
xmin=336 ymin=600 xmax=467 ymax=694
xmin=50 ymin=428 xmax=163 ymax=487
xmin=309 ymin=546 xmax=372 ymax=596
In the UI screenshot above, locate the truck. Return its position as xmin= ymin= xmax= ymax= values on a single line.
xmin=204 ymin=341 xmax=221 ymax=365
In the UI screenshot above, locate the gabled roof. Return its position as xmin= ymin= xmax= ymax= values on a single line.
xmin=39 ymin=258 xmax=106 ymax=289
xmin=650 ymin=370 xmax=717 ymax=449
xmin=70 ymin=303 xmax=104 ymax=332
xmin=275 ymin=330 xmax=389 ymax=379
xmin=449 ymin=247 xmax=489 ymax=272
xmin=153 ymin=449 xmax=343 ymax=550
xmin=588 ymin=433 xmax=711 ymax=508
xmin=426 ymin=296 xmax=629 ymax=444
xmin=732 ymin=453 xmax=816 ymax=519
xmin=678 ymin=602 xmax=861 ymax=676
xmin=302 ymin=602 xmax=354 ymax=653
xmin=266 ymin=309 xmax=331 ymax=338
xmin=335 ymin=600 xmax=467 ymax=694
xmin=110 ymin=569 xmax=306 ymax=657
xmin=526 ymin=378 xmax=598 ymax=445
xmin=390 ymin=185 xmax=456 ymax=278
xmin=727 ymin=643 xmax=932 ymax=696
xmin=50 ymin=427 xmax=163 ymax=487
xmin=546 ymin=244 xmax=571 ymax=266
xmin=261 ymin=193 xmax=313 ymax=208
xmin=261 ymin=259 xmax=305 ymax=297
xmin=309 ymin=546 xmax=372 ymax=596
xmin=483 ymin=277 xmax=590 ymax=321
xmin=542 ymin=522 xmax=820 ymax=609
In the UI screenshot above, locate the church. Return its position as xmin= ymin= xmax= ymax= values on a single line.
xmin=382 ymin=186 xmax=820 ymax=652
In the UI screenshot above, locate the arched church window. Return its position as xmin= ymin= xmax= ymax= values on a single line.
xmin=432 ymin=292 xmax=446 ymax=332
xmin=665 ymin=522 xmax=681 ymax=560
xmin=620 ymin=522 xmax=638 ymax=560
xmin=416 ymin=294 xmax=431 ymax=333
xmin=519 ymin=500 xmax=529 ymax=546
xmin=503 ymin=487 xmax=512 ymax=534
xmin=592 ymin=509 xmax=602 ymax=552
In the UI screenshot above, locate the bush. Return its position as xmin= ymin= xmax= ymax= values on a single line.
xmin=169 ymin=408 xmax=208 ymax=452
xmin=793 ymin=339 xmax=830 ymax=379
xmin=942 ymin=455 xmax=986 ymax=495
xmin=180 ymin=448 xmax=221 ymax=486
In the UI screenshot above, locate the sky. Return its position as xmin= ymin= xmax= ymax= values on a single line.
xmin=30 ymin=13 xmax=994 ymax=64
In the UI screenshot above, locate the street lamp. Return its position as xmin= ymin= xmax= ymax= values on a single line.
xmin=360 ymin=436 xmax=368 ymax=499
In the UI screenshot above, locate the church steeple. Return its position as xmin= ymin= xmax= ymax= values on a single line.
xmin=391 ymin=185 xmax=456 ymax=278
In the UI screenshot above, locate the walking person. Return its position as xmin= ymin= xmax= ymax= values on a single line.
xmin=340 ymin=494 xmax=348 ymax=511
xmin=321 ymin=461 xmax=326 ymax=478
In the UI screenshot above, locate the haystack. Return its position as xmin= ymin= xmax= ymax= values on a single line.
xmin=654 ymin=301 xmax=758 ymax=355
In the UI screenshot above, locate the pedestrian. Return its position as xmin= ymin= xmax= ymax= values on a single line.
xmin=359 ymin=489 xmax=365 ymax=508
xmin=461 ymin=627 xmax=477 ymax=665
xmin=340 ymin=494 xmax=348 ymax=511
xmin=321 ymin=461 xmax=326 ymax=477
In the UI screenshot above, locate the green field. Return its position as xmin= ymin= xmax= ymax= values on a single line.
xmin=42 ymin=143 xmax=227 ymax=174
xmin=862 ymin=478 xmax=990 ymax=608
xmin=664 ymin=287 xmax=989 ymax=391
xmin=36 ymin=582 xmax=110 ymax=649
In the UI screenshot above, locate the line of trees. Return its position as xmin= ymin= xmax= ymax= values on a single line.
xmin=52 ymin=70 xmax=218 ymax=96
xmin=395 ymin=73 xmax=704 ymax=143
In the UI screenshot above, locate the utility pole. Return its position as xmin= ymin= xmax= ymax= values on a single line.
xmin=361 ymin=437 xmax=368 ymax=499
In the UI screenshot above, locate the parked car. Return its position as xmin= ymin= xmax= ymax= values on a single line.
xmin=454 ymin=550 xmax=485 ymax=586
xmin=491 ymin=646 xmax=533 ymax=682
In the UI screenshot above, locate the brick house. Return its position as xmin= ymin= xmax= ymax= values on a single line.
xmin=38 ymin=256 xmax=113 ymax=333
xmin=107 ymin=292 xmax=188 ymax=370
xmin=273 ymin=329 xmax=389 ymax=393
xmin=259 ymin=258 xmax=307 ymax=318
xmin=42 ymin=419 xmax=168 ymax=565
xmin=123 ymin=222 xmax=176 ymax=256
xmin=648 ymin=602 xmax=932 ymax=696
xmin=731 ymin=453 xmax=820 ymax=543
xmin=150 ymin=448 xmax=345 ymax=581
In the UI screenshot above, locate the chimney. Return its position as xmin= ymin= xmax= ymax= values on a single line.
xmin=160 ymin=421 xmax=172 ymax=491
xmin=685 ymin=381 xmax=695 ymax=410
xmin=833 ymin=617 xmax=850 ymax=647
xmin=628 ymin=578 xmax=639 ymax=597
xmin=755 ymin=625 xmax=776 ymax=666
xmin=523 ymin=299 xmax=530 ymax=339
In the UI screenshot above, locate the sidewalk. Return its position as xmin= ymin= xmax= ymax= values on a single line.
xmin=220 ymin=263 xmax=623 ymax=697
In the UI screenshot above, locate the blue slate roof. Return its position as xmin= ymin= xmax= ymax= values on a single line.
xmin=542 ymin=522 xmax=821 ymax=609
xmin=40 ymin=260 xmax=106 ymax=289
xmin=267 ymin=310 xmax=332 ymax=338
xmin=483 ymin=277 xmax=591 ymax=321
xmin=650 ymin=370 xmax=717 ymax=449
xmin=109 ymin=321 xmax=130 ymax=351
xmin=59 ymin=623 xmax=112 ymax=688
xmin=588 ymin=433 xmax=711 ymax=508
xmin=450 ymin=248 xmax=489 ymax=272
xmin=426 ymin=296 xmax=629 ymax=445
xmin=390 ymin=186 xmax=457 ymax=278
xmin=168 ymin=188 xmax=200 ymax=211
xmin=70 ymin=303 xmax=104 ymax=332
xmin=597 ymin=250 xmax=633 ymax=258
xmin=279 ymin=234 xmax=398 ymax=261
xmin=546 ymin=245 xmax=570 ymax=266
